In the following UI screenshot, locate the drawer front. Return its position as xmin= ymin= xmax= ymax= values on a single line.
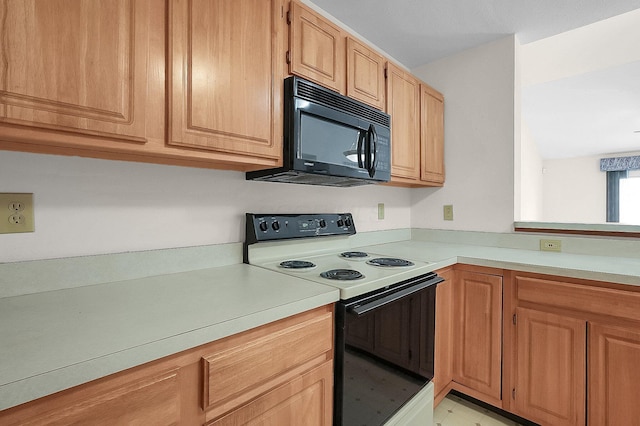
xmin=515 ymin=275 xmax=640 ymax=322
xmin=1 ymin=369 xmax=179 ymax=426
xmin=206 ymin=360 xmax=333 ymax=426
xmin=202 ymin=309 xmax=333 ymax=411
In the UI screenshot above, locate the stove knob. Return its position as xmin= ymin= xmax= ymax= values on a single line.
xmin=271 ymin=220 xmax=280 ymax=231
xmin=259 ymin=222 xmax=268 ymax=232
xmin=319 ymin=219 xmax=327 ymax=228
xmin=337 ymin=219 xmax=344 ymax=227
xmin=345 ymin=217 xmax=352 ymax=227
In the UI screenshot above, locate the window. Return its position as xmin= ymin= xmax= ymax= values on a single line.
xmin=619 ymin=170 xmax=640 ymax=225
xmin=603 ymin=156 xmax=640 ymax=225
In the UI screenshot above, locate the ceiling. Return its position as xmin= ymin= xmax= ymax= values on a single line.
xmin=311 ymin=0 xmax=640 ymax=159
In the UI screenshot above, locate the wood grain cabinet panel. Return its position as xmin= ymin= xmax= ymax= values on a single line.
xmin=433 ymin=269 xmax=453 ymax=403
xmin=0 ymin=0 xmax=151 ymax=143
xmin=288 ymin=0 xmax=345 ymax=94
xmin=346 ymin=37 xmax=385 ymax=110
xmin=513 ymin=308 xmax=586 ymax=426
xmin=420 ymin=84 xmax=445 ymax=185
xmin=0 ymin=369 xmax=180 ymax=426
xmin=208 ymin=361 xmax=333 ymax=426
xmin=589 ymin=323 xmax=640 ymax=426
xmin=453 ymin=270 xmax=503 ymax=402
xmin=168 ymin=0 xmax=285 ymax=162
xmin=386 ymin=62 xmax=421 ymax=181
xmin=202 ymin=308 xmax=333 ymax=414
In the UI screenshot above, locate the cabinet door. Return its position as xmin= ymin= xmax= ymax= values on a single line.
xmin=453 ymin=271 xmax=502 ymax=400
xmin=386 ymin=62 xmax=421 ymax=181
xmin=433 ymin=270 xmax=453 ymax=399
xmin=208 ymin=361 xmax=333 ymax=426
xmin=288 ymin=0 xmax=345 ymax=93
xmin=346 ymin=37 xmax=385 ymax=110
xmin=513 ymin=308 xmax=586 ymax=426
xmin=168 ymin=0 xmax=284 ymax=162
xmin=420 ymin=85 xmax=445 ymax=184
xmin=0 ymin=0 xmax=152 ymax=143
xmin=589 ymin=323 xmax=640 ymax=426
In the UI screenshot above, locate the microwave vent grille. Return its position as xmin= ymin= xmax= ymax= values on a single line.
xmin=296 ymin=80 xmax=390 ymax=127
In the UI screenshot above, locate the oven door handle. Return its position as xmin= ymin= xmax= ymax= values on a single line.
xmin=347 ymin=278 xmax=439 ymax=316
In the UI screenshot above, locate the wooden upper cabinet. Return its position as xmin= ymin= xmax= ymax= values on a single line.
xmin=0 ymin=0 xmax=152 ymax=144
xmin=453 ymin=270 xmax=503 ymax=403
xmin=386 ymin=62 xmax=421 ymax=181
xmin=168 ymin=0 xmax=285 ymax=163
xmin=346 ymin=37 xmax=385 ymax=110
xmin=420 ymin=84 xmax=445 ymax=185
xmin=288 ymin=0 xmax=345 ymax=94
xmin=513 ymin=308 xmax=586 ymax=426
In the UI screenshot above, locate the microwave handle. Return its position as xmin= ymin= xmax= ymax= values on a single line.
xmin=357 ymin=129 xmax=366 ymax=169
xmin=367 ymin=124 xmax=377 ymax=178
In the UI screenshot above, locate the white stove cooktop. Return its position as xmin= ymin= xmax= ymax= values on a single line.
xmin=244 ymin=213 xmax=433 ymax=299
xmin=250 ymin=247 xmax=432 ymax=299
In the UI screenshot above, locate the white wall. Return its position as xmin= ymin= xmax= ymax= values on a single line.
xmin=410 ymin=36 xmax=516 ymax=233
xmin=0 ymin=152 xmax=411 ymax=262
xmin=519 ymin=120 xmax=544 ymax=220
xmin=541 ymin=155 xmax=606 ymax=223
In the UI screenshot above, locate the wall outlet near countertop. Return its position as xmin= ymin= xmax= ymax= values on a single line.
xmin=378 ymin=203 xmax=385 ymax=220
xmin=540 ymin=239 xmax=561 ymax=252
xmin=443 ymin=205 xmax=454 ymax=221
xmin=0 ymin=193 xmax=35 ymax=234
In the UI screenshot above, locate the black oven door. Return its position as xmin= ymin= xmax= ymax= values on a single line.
xmin=334 ymin=272 xmax=441 ymax=426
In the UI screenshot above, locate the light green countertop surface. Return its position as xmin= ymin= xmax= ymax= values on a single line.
xmin=2 ymin=234 xmax=640 ymax=411
xmin=0 ymin=264 xmax=339 ymax=411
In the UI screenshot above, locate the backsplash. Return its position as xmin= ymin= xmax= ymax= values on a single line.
xmin=0 ymin=152 xmax=411 ymax=263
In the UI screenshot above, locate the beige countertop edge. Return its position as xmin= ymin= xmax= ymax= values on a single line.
xmin=0 ymin=289 xmax=338 ymax=412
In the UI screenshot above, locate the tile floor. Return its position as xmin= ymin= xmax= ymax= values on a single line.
xmin=434 ymin=395 xmax=524 ymax=426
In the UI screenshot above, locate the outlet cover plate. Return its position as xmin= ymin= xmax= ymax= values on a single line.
xmin=443 ymin=205 xmax=454 ymax=221
xmin=540 ymin=239 xmax=561 ymax=252
xmin=0 ymin=193 xmax=35 ymax=234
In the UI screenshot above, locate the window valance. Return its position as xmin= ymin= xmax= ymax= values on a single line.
xmin=600 ymin=155 xmax=640 ymax=172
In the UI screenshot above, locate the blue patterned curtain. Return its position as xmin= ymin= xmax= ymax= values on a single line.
xmin=600 ymin=155 xmax=640 ymax=171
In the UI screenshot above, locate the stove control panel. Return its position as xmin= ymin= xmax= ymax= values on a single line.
xmin=245 ymin=213 xmax=356 ymax=243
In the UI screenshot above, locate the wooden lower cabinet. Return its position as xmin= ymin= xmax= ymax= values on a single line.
xmin=0 ymin=305 xmax=334 ymax=426
xmin=433 ymin=268 xmax=453 ymax=404
xmin=589 ymin=323 xmax=640 ymax=426
xmin=453 ymin=268 xmax=503 ymax=404
xmin=513 ymin=308 xmax=586 ymax=426
xmin=509 ymin=273 xmax=640 ymax=426
xmin=208 ymin=361 xmax=333 ymax=426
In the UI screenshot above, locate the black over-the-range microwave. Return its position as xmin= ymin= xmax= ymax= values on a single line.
xmin=246 ymin=76 xmax=391 ymax=187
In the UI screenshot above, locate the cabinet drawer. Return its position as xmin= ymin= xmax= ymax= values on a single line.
xmin=202 ymin=309 xmax=333 ymax=412
xmin=0 ymin=369 xmax=179 ymax=426
xmin=206 ymin=360 xmax=333 ymax=426
xmin=515 ymin=275 xmax=640 ymax=322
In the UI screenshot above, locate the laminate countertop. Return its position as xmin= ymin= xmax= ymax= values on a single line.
xmin=361 ymin=240 xmax=640 ymax=287
xmin=2 ymin=236 xmax=640 ymax=411
xmin=0 ymin=264 xmax=339 ymax=411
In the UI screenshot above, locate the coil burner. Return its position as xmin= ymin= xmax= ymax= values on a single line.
xmin=279 ymin=260 xmax=316 ymax=269
xmin=320 ymin=269 xmax=364 ymax=281
xmin=340 ymin=251 xmax=369 ymax=259
xmin=366 ymin=258 xmax=414 ymax=267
